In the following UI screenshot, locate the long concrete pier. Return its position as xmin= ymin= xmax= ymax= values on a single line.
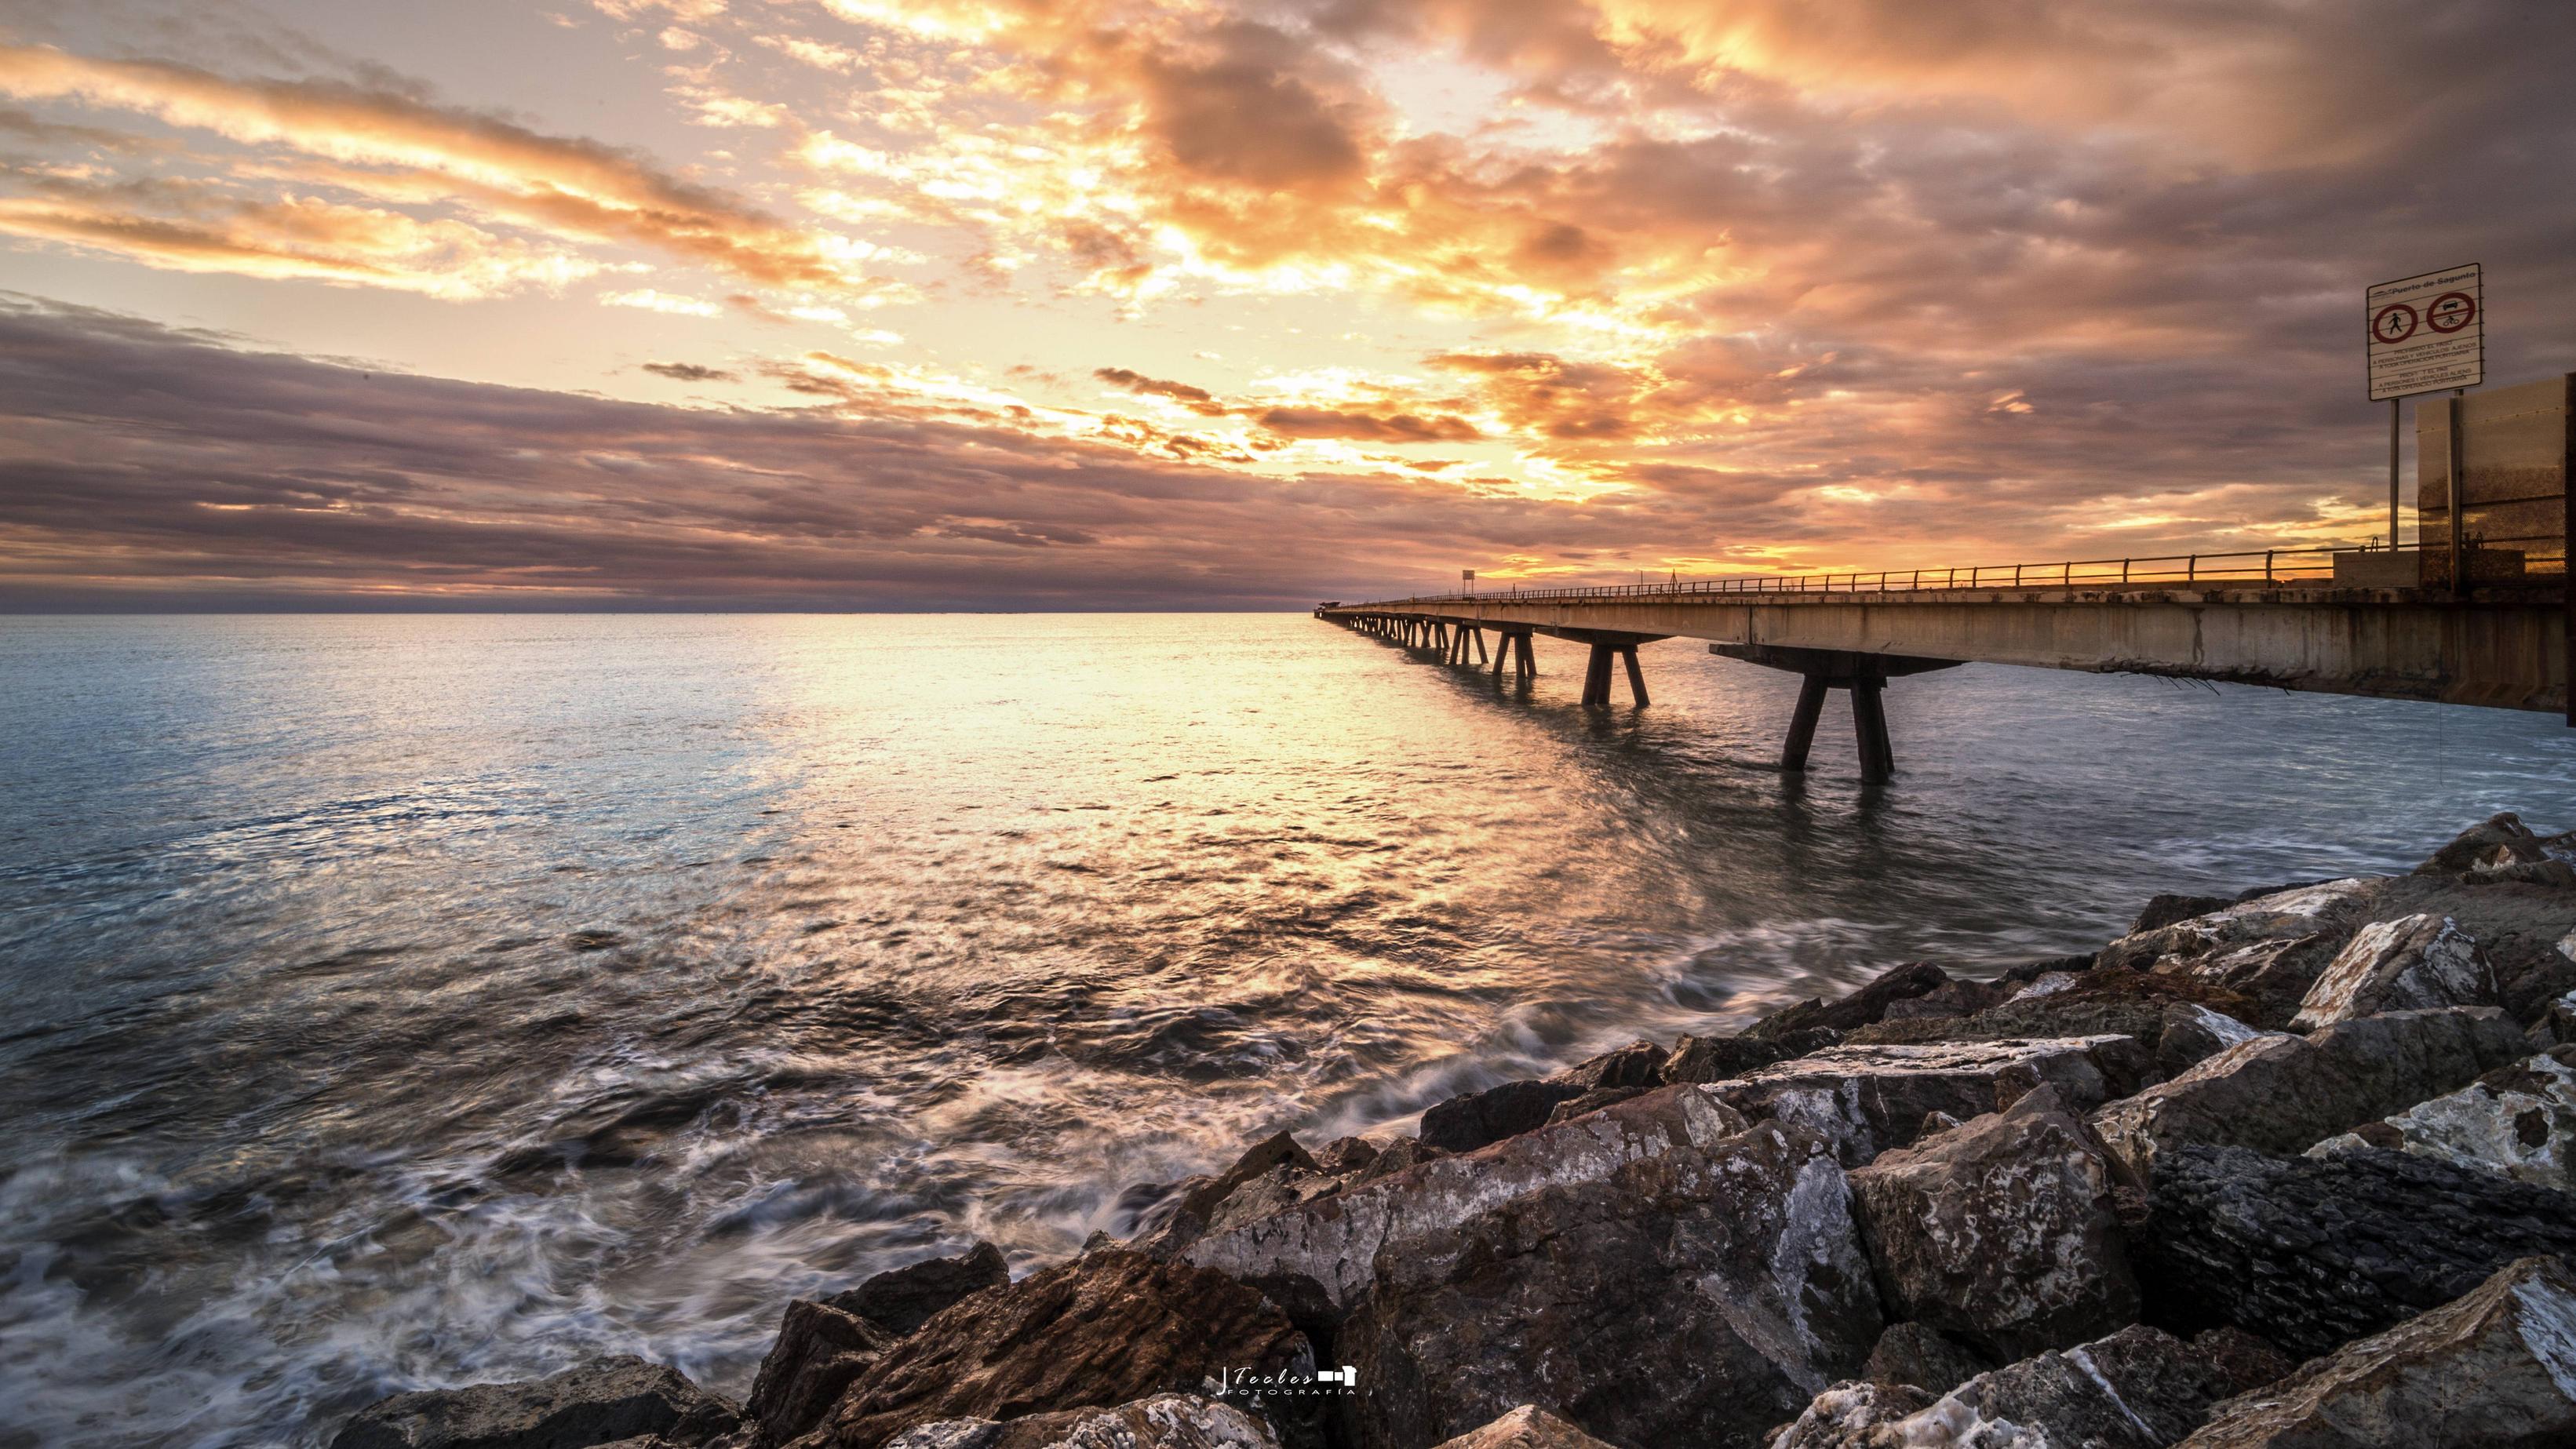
xmin=1318 ymin=559 xmax=2568 ymax=783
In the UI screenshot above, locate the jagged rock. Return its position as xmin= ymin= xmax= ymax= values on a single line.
xmin=1339 ymin=1116 xmax=1882 ymax=1449
xmin=1860 ymin=1323 xmax=1991 ymax=1395
xmin=2309 ymin=1044 xmax=2576 ymax=1191
xmin=2291 ymin=914 xmax=2501 ymax=1028
xmin=2536 ymin=987 xmax=2576 ymax=1047
xmin=330 ymin=1356 xmax=739 ymax=1449
xmin=1311 ymin=1137 xmax=1379 ymax=1176
xmin=1548 ymin=1039 xmax=1666 ymax=1091
xmin=1182 ymin=1084 xmax=1752 ymax=1321
xmin=1748 ymin=962 xmax=1951 ymax=1039
xmin=876 ymin=1394 xmax=1283 ymax=1449
xmin=1426 ymin=1405 xmax=1617 ymax=1449
xmin=1765 ymin=1325 xmax=2284 ymax=1449
xmin=1662 ymin=1028 xmax=1838 ymax=1084
xmin=1705 ymin=1036 xmax=2153 ymax=1167
xmin=2094 ymin=879 xmax=2385 ymax=1027
xmin=1352 ymin=1134 xmax=1445 ymax=1183
xmin=1848 ymin=1086 xmax=2138 ymax=1359
xmin=827 ymin=1243 xmax=1012 ymax=1339
xmin=2132 ymin=1143 xmax=2576 ymax=1359
xmin=1418 ymin=1079 xmax=1587 ymax=1153
xmin=746 ymin=1301 xmax=899 ymax=1447
xmin=2133 ymin=893 xmax=2236 ymax=934
xmin=1177 ymin=1134 xmax=1317 ymax=1223
xmin=1762 ymin=1382 xmax=1936 ymax=1447
xmin=2089 ymin=1007 xmax=2529 ymax=1183
xmin=1878 ymin=978 xmax=2016 ymax=1024
xmin=2417 ymin=811 xmax=2551 ymax=876
xmin=2470 ymin=857 xmax=2576 ymax=887
xmin=813 ymin=1251 xmax=1314 ymax=1449
xmin=1842 ymin=970 xmax=2263 ymax=1062
xmin=2176 ymin=1256 xmax=2576 ymax=1448
xmin=2156 ymin=1003 xmax=2266 ymax=1078
xmin=1540 ymin=1085 xmax=1648 ymax=1126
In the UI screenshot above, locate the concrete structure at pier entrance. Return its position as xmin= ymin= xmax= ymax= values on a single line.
xmin=1319 ymin=376 xmax=2571 ymax=784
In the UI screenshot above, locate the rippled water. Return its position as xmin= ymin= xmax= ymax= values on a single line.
xmin=1 ymin=613 xmax=2568 ymax=1447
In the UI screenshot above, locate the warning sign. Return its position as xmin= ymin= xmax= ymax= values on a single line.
xmin=2366 ymin=263 xmax=2481 ymax=401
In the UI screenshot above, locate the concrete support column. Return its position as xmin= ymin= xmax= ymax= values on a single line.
xmin=1850 ymin=677 xmax=1893 ymax=785
xmin=1781 ymin=675 xmax=1829 ymax=770
xmin=1621 ymin=646 xmax=1649 ymax=707
xmin=1580 ymin=643 xmax=1614 ymax=706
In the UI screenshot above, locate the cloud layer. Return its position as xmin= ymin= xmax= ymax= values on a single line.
xmin=1 ymin=0 xmax=2571 ymax=604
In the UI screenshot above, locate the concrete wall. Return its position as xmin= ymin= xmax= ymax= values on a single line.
xmin=1332 ymin=591 xmax=2566 ymax=713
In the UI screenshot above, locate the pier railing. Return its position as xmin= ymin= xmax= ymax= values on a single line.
xmin=1368 ymin=543 xmax=2421 ymax=606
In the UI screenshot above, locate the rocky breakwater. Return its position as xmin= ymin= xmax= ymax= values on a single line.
xmin=325 ymin=812 xmax=2576 ymax=1449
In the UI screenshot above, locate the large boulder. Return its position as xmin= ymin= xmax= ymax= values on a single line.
xmin=1704 ymin=1036 xmax=2152 ymax=1167
xmin=1339 ymin=1116 xmax=1882 ymax=1449
xmin=2089 ymin=1007 xmax=2529 ymax=1183
xmin=1746 ymin=962 xmax=1952 ymax=1039
xmin=1426 ymin=1406 xmax=1616 ymax=1449
xmin=2416 ymin=811 xmax=2552 ymax=876
xmin=812 ymin=1251 xmax=1314 ymax=1449
xmin=2309 ymin=1044 xmax=2576 ymax=1190
xmin=1180 ymin=1083 xmax=1751 ymax=1322
xmin=1842 ymin=969 xmax=2264 ymax=1069
xmin=1847 ymin=1086 xmax=2138 ymax=1359
xmin=2177 ymin=1256 xmax=2576 ymax=1447
xmin=1660 ymin=1028 xmax=1839 ymax=1085
xmin=1418 ymin=1079 xmax=1587 ymax=1154
xmin=829 ymin=1243 xmax=1013 ymax=1338
xmin=1767 ymin=1324 xmax=2287 ymax=1449
xmin=2094 ymin=879 xmax=2386 ymax=1027
xmin=330 ymin=1357 xmax=739 ymax=1449
xmin=1857 ymin=1323 xmax=1991 ymax=1396
xmin=747 ymin=1302 xmax=900 ymax=1447
xmin=2290 ymin=914 xmax=2501 ymax=1028
xmin=2133 ymin=1143 xmax=2576 ymax=1359
xmin=876 ymin=1395 xmax=1283 ymax=1449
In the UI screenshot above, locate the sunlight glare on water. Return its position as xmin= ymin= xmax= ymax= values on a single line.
xmin=0 ymin=612 xmax=2567 ymax=1447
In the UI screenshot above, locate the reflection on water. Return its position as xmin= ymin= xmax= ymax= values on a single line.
xmin=0 ymin=613 xmax=2567 ymax=1446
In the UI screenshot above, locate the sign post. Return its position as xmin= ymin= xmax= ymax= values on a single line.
xmin=1461 ymin=568 xmax=1474 ymax=596
xmin=2366 ymin=264 xmax=2483 ymax=552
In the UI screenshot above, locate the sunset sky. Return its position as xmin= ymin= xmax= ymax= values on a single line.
xmin=1 ymin=0 xmax=2570 ymax=608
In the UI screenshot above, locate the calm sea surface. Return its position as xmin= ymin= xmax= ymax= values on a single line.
xmin=2 ymin=613 xmax=2569 ymax=1447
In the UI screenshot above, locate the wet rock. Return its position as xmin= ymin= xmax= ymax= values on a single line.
xmin=2132 ymin=1142 xmax=2576 ymax=1359
xmin=2309 ymin=1044 xmax=2576 ymax=1191
xmin=2290 ymin=913 xmax=2501 ymax=1028
xmin=1661 ymin=1028 xmax=1839 ymax=1085
xmin=2156 ymin=1003 xmax=2266 ymax=1078
xmin=1351 ymin=1134 xmax=1445 ymax=1184
xmin=1176 ymin=1134 xmax=1318 ymax=1224
xmin=1547 ymin=1039 xmax=1665 ymax=1091
xmin=1182 ymin=1084 xmax=1752 ymax=1321
xmin=2175 ymin=1256 xmax=2576 ymax=1448
xmin=2535 ymin=987 xmax=2576 ymax=1047
xmin=1859 ymin=1322 xmax=1991 ymax=1396
xmin=828 ymin=1243 xmax=1012 ymax=1339
xmin=876 ymin=1394 xmax=1282 ymax=1449
xmin=1539 ymin=1085 xmax=1648 ymax=1127
xmin=747 ymin=1302 xmax=899 ymax=1447
xmin=1426 ymin=1405 xmax=1616 ymax=1449
xmin=1878 ymin=978 xmax=2015 ymax=1024
xmin=1748 ymin=962 xmax=1951 ymax=1039
xmin=330 ymin=1356 xmax=739 ymax=1449
xmin=2133 ymin=893 xmax=2236 ymax=934
xmin=1848 ymin=1085 xmax=2138 ymax=1359
xmin=2469 ymin=857 xmax=2576 ymax=888
xmin=1339 ymin=1116 xmax=1882 ymax=1449
xmin=2416 ymin=810 xmax=2552 ymax=876
xmin=1418 ymin=1079 xmax=1588 ymax=1154
xmin=1705 ymin=1036 xmax=2153 ymax=1167
xmin=1842 ymin=969 xmax=2263 ymax=1062
xmin=814 ymin=1251 xmax=1314 ymax=1449
xmin=2089 ymin=1007 xmax=2529 ymax=1183
xmin=1310 ymin=1137 xmax=1379 ymax=1177
xmin=2095 ymin=878 xmax=2385 ymax=1027
xmin=1766 ymin=1325 xmax=2283 ymax=1449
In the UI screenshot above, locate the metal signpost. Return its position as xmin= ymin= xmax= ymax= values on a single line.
xmin=2366 ymin=264 xmax=2483 ymax=549
xmin=1462 ymin=568 xmax=1475 ymax=596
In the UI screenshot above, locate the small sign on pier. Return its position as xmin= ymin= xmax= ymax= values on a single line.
xmin=2367 ymin=263 xmax=2482 ymax=401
